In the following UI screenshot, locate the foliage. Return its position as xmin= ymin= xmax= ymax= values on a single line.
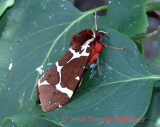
xmin=0 ymin=0 xmax=160 ymax=127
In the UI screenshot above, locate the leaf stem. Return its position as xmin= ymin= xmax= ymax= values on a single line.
xmin=79 ymin=75 xmax=160 ymax=92
xmin=81 ymin=5 xmax=108 ymax=15
xmin=140 ymin=39 xmax=145 ymax=56
xmin=96 ymin=5 xmax=108 ymax=12
xmin=131 ymin=27 xmax=160 ymax=40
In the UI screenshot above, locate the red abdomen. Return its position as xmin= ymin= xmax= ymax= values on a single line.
xmin=89 ymin=42 xmax=103 ymax=63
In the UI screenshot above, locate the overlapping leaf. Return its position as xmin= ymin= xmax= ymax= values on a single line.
xmin=136 ymin=30 xmax=160 ymax=127
xmin=0 ymin=0 xmax=14 ymax=16
xmin=107 ymin=0 xmax=148 ymax=36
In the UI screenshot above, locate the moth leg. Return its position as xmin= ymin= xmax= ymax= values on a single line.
xmin=102 ymin=43 xmax=124 ymax=50
xmin=76 ymin=61 xmax=90 ymax=91
xmin=97 ymin=53 xmax=102 ymax=80
xmin=76 ymin=76 xmax=83 ymax=91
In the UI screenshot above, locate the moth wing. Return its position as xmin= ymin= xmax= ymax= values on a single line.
xmin=36 ymin=38 xmax=93 ymax=112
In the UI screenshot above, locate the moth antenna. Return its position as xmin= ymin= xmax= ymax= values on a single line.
xmin=98 ymin=30 xmax=110 ymax=35
xmin=94 ymin=7 xmax=98 ymax=31
xmin=92 ymin=25 xmax=95 ymax=32
xmin=92 ymin=25 xmax=96 ymax=38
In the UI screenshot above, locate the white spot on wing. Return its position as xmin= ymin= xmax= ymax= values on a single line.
xmin=9 ymin=63 xmax=13 ymax=70
xmin=55 ymin=62 xmax=73 ymax=98
xmin=56 ymin=84 xmax=73 ymax=98
xmin=67 ymin=38 xmax=94 ymax=63
xmin=75 ymin=76 xmax=80 ymax=81
xmin=38 ymin=80 xmax=50 ymax=87
xmin=36 ymin=65 xmax=44 ymax=75
xmin=56 ymin=62 xmax=63 ymax=74
xmin=59 ymin=104 xmax=62 ymax=108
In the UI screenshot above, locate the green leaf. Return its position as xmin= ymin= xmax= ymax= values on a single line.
xmin=148 ymin=31 xmax=160 ymax=75
xmin=134 ymin=39 xmax=145 ymax=56
xmin=136 ymin=31 xmax=160 ymax=127
xmin=0 ymin=0 xmax=160 ymax=127
xmin=136 ymin=64 xmax=160 ymax=127
xmin=2 ymin=27 xmax=160 ymax=127
xmin=148 ymin=55 xmax=160 ymax=76
xmin=0 ymin=0 xmax=14 ymax=17
xmin=107 ymin=0 xmax=148 ymax=36
xmin=145 ymin=2 xmax=160 ymax=12
xmin=135 ymin=86 xmax=160 ymax=127
xmin=0 ymin=1 xmax=107 ymax=127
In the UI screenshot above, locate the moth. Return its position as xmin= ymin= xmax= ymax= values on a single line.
xmin=36 ymin=10 xmax=124 ymax=112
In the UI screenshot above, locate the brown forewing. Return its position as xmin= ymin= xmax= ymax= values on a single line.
xmin=36 ymin=31 xmax=93 ymax=112
xmin=70 ymin=29 xmax=93 ymax=48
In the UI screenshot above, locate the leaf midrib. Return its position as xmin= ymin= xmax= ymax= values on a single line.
xmin=80 ymin=74 xmax=160 ymax=91
xmin=64 ymin=76 xmax=155 ymax=114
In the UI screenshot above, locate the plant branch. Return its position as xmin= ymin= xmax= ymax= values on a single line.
xmin=131 ymin=27 xmax=160 ymax=40
xmin=147 ymin=11 xmax=160 ymax=20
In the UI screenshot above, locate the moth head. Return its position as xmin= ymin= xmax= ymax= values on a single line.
xmin=97 ymin=30 xmax=110 ymax=40
xmin=94 ymin=31 xmax=104 ymax=41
